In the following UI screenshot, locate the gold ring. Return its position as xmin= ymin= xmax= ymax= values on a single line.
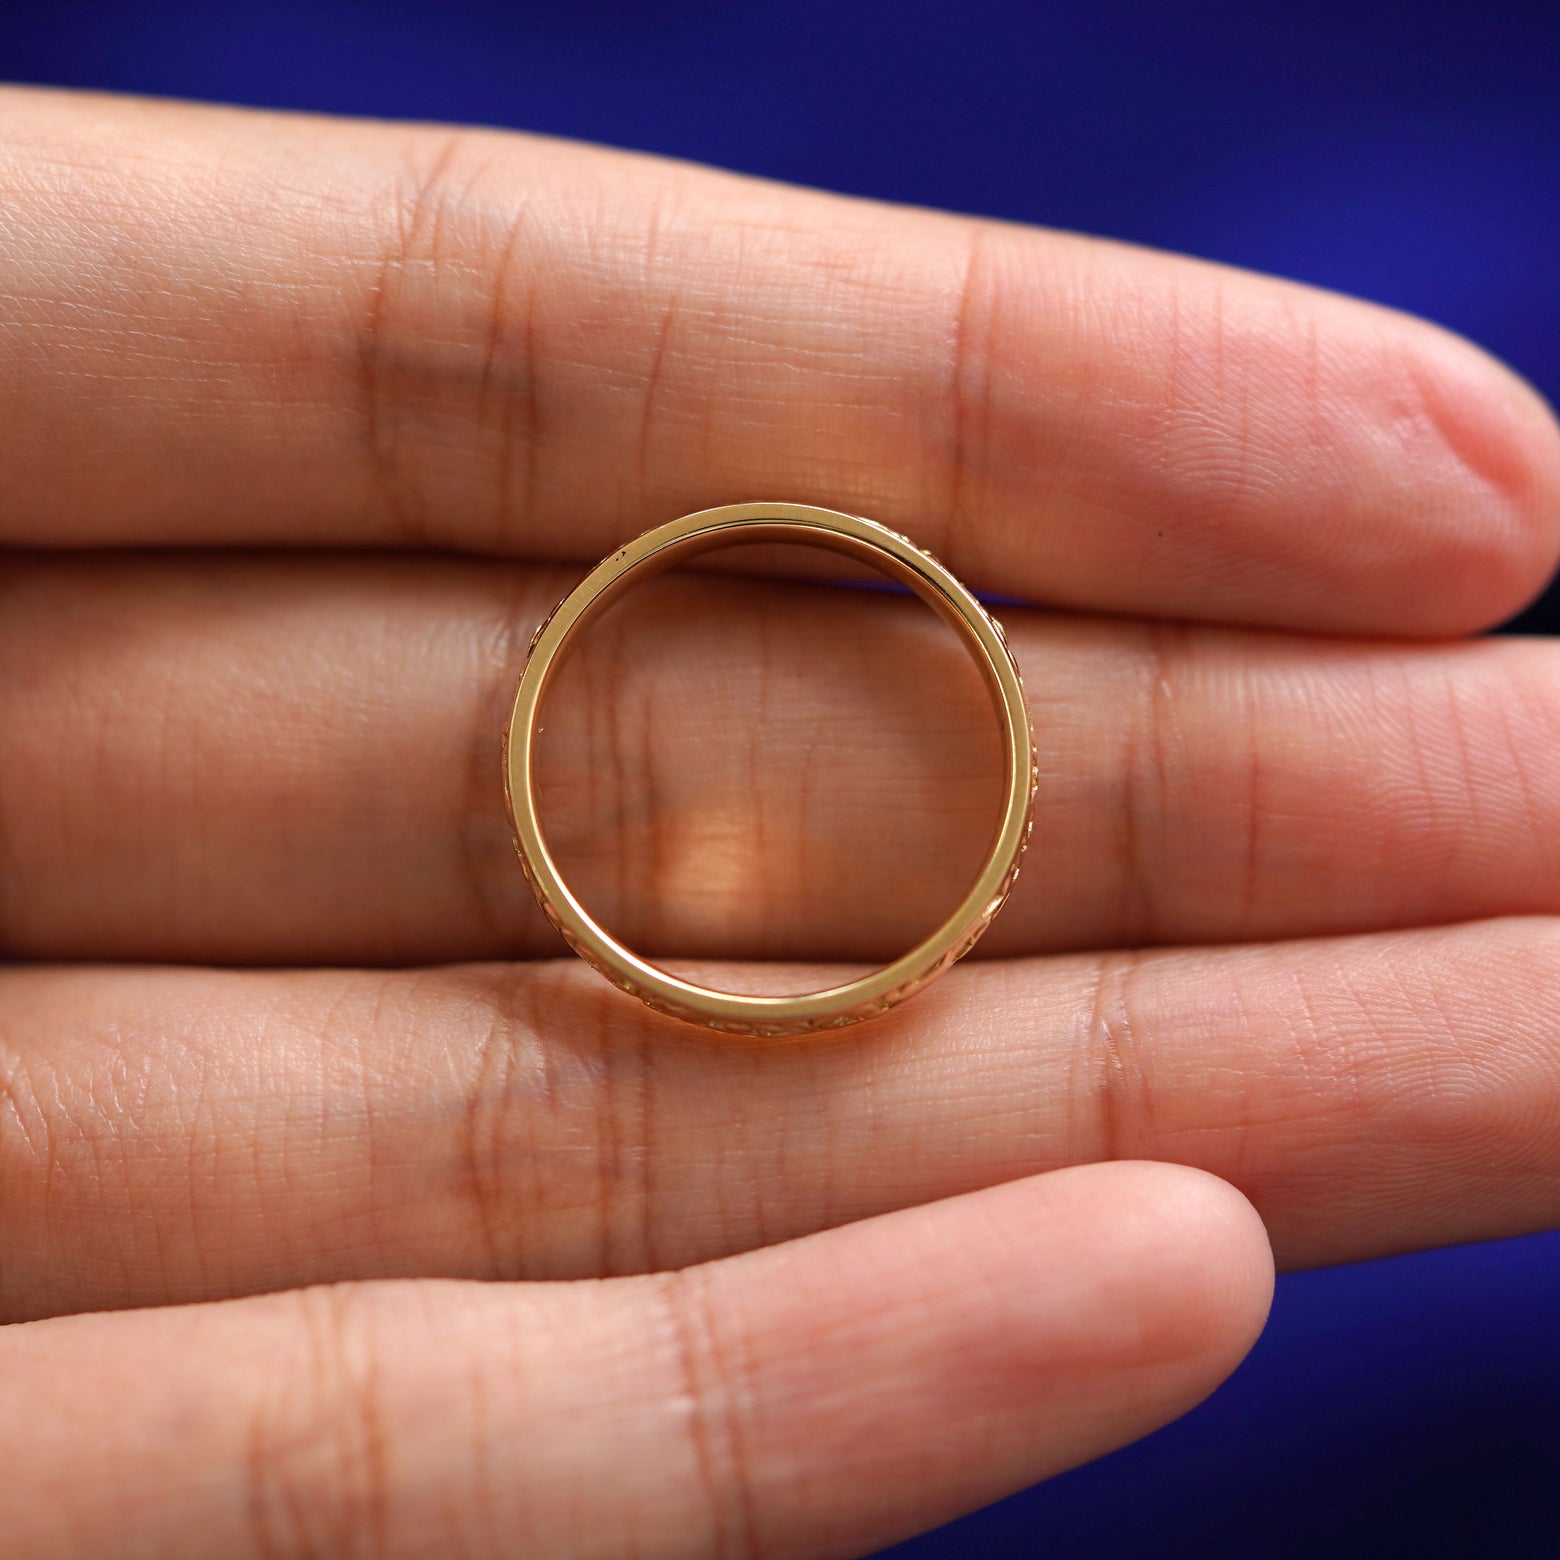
xmin=503 ymin=501 xmax=1037 ymax=1038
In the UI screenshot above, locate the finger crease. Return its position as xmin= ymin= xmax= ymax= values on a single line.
xmin=478 ymin=188 xmax=540 ymax=549
xmin=358 ymin=131 xmax=471 ymax=546
xmin=945 ymin=221 xmax=999 ymax=577
xmin=655 ymin=1267 xmax=766 ymax=1560
xmin=1118 ymin=621 xmax=1178 ymax=943
xmin=1086 ymin=950 xmax=1149 ymax=1163
xmin=245 ymin=1285 xmax=393 ymax=1560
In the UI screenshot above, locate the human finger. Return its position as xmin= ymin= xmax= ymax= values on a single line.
xmin=0 ymin=1163 xmax=1270 ymax=1559
xmin=2 ymin=86 xmax=1557 ymax=631
xmin=0 ymin=918 xmax=1552 ymax=1321
xmin=5 ymin=552 xmax=1560 ymax=963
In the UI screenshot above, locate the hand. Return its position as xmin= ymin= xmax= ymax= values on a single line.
xmin=1 ymin=86 xmax=1557 ymax=1557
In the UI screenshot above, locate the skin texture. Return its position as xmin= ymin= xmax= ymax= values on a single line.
xmin=0 ymin=83 xmax=1558 ymax=1555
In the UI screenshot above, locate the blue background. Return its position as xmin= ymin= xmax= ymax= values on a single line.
xmin=5 ymin=2 xmax=1559 ymax=1554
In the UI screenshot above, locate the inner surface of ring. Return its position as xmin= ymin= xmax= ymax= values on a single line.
xmin=523 ymin=524 xmax=1012 ymax=999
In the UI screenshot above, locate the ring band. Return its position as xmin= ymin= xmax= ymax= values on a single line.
xmin=503 ymin=502 xmax=1037 ymax=1038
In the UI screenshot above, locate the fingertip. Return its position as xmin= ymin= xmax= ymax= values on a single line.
xmin=963 ymin=1160 xmax=1273 ymax=1416
xmin=1064 ymin=1160 xmax=1275 ymax=1378
xmin=1382 ymin=320 xmax=1560 ymax=632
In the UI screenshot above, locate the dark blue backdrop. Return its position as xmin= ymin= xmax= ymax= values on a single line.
xmin=6 ymin=3 xmax=1558 ymax=1554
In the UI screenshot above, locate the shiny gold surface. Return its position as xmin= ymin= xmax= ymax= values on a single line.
xmin=503 ymin=502 xmax=1037 ymax=1038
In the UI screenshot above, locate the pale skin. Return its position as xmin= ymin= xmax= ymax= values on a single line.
xmin=2 ymin=84 xmax=1560 ymax=1558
